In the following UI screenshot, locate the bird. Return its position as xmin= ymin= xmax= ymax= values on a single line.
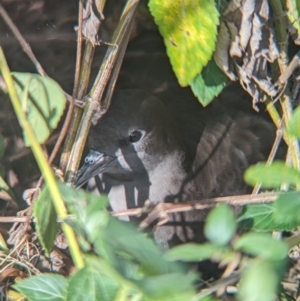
xmin=74 ymin=29 xmax=278 ymax=246
xmin=74 ymin=85 xmax=276 ymax=247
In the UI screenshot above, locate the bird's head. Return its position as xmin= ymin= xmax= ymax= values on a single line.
xmin=75 ymin=90 xmax=185 ymax=188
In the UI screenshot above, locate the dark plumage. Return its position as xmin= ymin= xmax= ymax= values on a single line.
xmin=75 ymin=31 xmax=276 ymax=247
xmin=75 ymin=86 xmax=275 ymax=247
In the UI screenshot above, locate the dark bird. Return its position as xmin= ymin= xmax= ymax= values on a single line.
xmin=75 ymin=31 xmax=275 ymax=246
xmin=74 ymin=85 xmax=275 ymax=246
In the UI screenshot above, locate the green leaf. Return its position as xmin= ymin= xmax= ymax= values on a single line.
xmin=204 ymin=204 xmax=236 ymax=246
xmin=190 ymin=58 xmax=227 ymax=106
xmin=273 ymin=192 xmax=300 ymax=226
xmin=286 ymin=0 xmax=300 ymax=39
xmin=166 ymin=243 xmax=231 ymax=262
xmin=135 ymin=273 xmax=196 ymax=300
xmin=238 ymin=259 xmax=282 ymax=301
xmin=13 ymin=274 xmax=67 ymax=301
xmin=0 ymin=135 xmax=5 ymax=159
xmin=234 ymin=233 xmax=288 ymax=260
xmin=33 ymin=185 xmax=58 ymax=257
xmin=238 ymin=203 xmax=298 ymax=231
xmin=12 ymin=73 xmax=67 ymax=146
xmin=244 ymin=161 xmax=300 ymax=188
xmin=58 ymin=182 xmax=109 ymax=238
xmin=288 ymin=106 xmax=300 ymax=139
xmin=66 ymin=266 xmax=120 ymax=301
xmin=97 ymin=218 xmax=186 ymax=276
xmin=148 ymin=0 xmax=219 ymax=86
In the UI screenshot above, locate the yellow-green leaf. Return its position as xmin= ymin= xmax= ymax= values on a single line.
xmin=12 ymin=73 xmax=67 ymax=146
xmin=149 ymin=0 xmax=219 ymax=86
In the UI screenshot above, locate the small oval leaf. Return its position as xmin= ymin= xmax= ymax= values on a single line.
xmin=204 ymin=204 xmax=236 ymax=246
xmin=238 ymin=259 xmax=281 ymax=301
xmin=191 ymin=58 xmax=227 ymax=106
xmin=234 ymin=232 xmax=288 ymax=260
xmin=166 ymin=243 xmax=231 ymax=262
xmin=244 ymin=161 xmax=300 ymax=188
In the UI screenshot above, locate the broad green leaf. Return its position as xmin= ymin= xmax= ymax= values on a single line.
xmin=204 ymin=204 xmax=236 ymax=246
xmin=66 ymin=266 xmax=120 ymax=301
xmin=0 ymin=135 xmax=5 ymax=159
xmin=149 ymin=0 xmax=219 ymax=86
xmin=238 ymin=203 xmax=298 ymax=231
xmin=244 ymin=161 xmax=300 ymax=188
xmin=286 ymin=0 xmax=300 ymax=38
xmin=12 ymin=72 xmax=67 ymax=146
xmin=273 ymin=192 xmax=300 ymax=226
xmin=166 ymin=243 xmax=231 ymax=262
xmin=288 ymin=106 xmax=300 ymax=139
xmin=191 ymin=58 xmax=227 ymax=106
xmin=97 ymin=218 xmax=186 ymax=276
xmin=234 ymin=233 xmax=288 ymax=260
xmin=13 ymin=274 xmax=67 ymax=301
xmin=33 ymin=185 xmax=58 ymax=257
xmin=238 ymin=259 xmax=282 ymax=301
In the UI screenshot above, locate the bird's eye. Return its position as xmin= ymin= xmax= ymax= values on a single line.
xmin=129 ymin=130 xmax=143 ymax=143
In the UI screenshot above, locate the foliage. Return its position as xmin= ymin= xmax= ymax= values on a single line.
xmin=148 ymin=0 xmax=223 ymax=106
xmin=17 ymin=183 xmax=197 ymax=301
xmin=1 ymin=0 xmax=300 ymax=300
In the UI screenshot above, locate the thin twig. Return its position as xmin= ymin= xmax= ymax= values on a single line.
xmin=0 ymin=4 xmax=84 ymax=109
xmin=113 ymin=193 xmax=279 ymax=218
xmin=269 ymin=0 xmax=300 ymax=170
xmin=64 ymin=0 xmax=140 ymax=184
xmin=0 ymin=4 xmax=46 ymax=77
xmin=48 ymin=1 xmax=84 ymax=167
xmin=192 ymin=272 xmax=241 ymax=301
xmin=252 ymin=121 xmax=284 ymax=194
xmin=0 ymin=192 xmax=280 ymax=223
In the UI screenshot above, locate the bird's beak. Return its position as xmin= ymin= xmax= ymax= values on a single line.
xmin=74 ymin=149 xmax=116 ymax=188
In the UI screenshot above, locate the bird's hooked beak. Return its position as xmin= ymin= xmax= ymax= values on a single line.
xmin=74 ymin=149 xmax=116 ymax=188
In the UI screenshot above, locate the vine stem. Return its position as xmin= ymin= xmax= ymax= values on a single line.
xmin=0 ymin=48 xmax=85 ymax=270
xmin=268 ymin=0 xmax=300 ymax=170
xmin=64 ymin=0 xmax=139 ymax=184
